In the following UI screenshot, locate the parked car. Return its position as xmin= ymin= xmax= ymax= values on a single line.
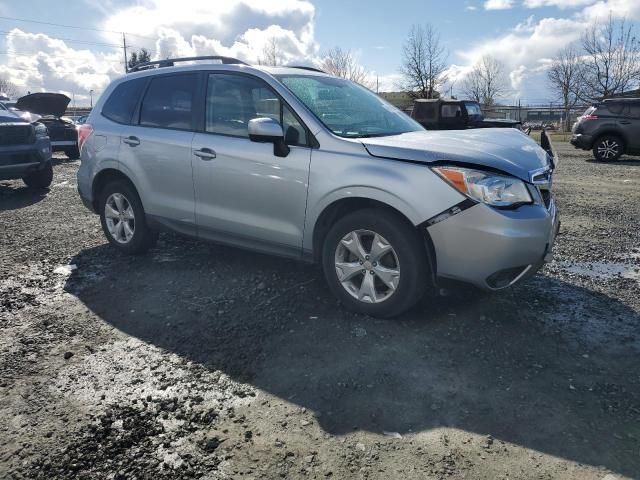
xmin=411 ymin=98 xmax=521 ymax=130
xmin=77 ymin=56 xmax=559 ymax=317
xmin=75 ymin=115 xmax=89 ymax=125
xmin=15 ymin=93 xmax=80 ymax=159
xmin=0 ymin=106 xmax=53 ymax=188
xmin=571 ymin=98 xmax=640 ymax=161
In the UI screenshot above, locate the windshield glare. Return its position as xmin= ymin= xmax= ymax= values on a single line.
xmin=464 ymin=102 xmax=482 ymax=117
xmin=276 ymin=75 xmax=423 ymax=138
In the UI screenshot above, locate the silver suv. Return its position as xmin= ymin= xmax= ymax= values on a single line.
xmin=77 ymin=56 xmax=559 ymax=317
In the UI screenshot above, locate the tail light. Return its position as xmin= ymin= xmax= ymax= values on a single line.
xmin=581 ymin=114 xmax=598 ymax=122
xmin=77 ymin=123 xmax=94 ymax=152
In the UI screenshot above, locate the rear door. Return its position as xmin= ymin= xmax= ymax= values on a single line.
xmin=117 ymin=73 xmax=200 ymax=234
xmin=191 ymin=72 xmax=312 ymax=256
xmin=625 ymin=103 xmax=640 ymax=151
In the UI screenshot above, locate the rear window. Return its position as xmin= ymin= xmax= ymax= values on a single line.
xmin=140 ymin=74 xmax=198 ymax=130
xmin=102 ymin=78 xmax=147 ymax=124
xmin=602 ymin=102 xmax=626 ymax=115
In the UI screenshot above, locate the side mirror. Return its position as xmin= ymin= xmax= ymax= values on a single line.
xmin=248 ymin=117 xmax=290 ymax=157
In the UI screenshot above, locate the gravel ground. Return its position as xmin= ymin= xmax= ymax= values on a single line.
xmin=1 ymin=143 xmax=639 ymax=480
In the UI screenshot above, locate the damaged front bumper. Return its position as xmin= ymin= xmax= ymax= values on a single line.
xmin=427 ymin=129 xmax=560 ymax=290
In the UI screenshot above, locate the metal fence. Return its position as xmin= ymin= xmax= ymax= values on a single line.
xmin=482 ymin=104 xmax=590 ymax=131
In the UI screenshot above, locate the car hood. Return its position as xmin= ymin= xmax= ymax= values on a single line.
xmin=361 ymin=128 xmax=550 ymax=182
xmin=0 ymin=112 xmax=26 ymax=124
xmin=16 ymin=93 xmax=70 ymax=117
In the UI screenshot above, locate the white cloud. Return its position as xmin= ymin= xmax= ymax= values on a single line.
xmin=102 ymin=0 xmax=317 ymax=64
xmin=484 ymin=0 xmax=514 ymax=10
xmin=524 ymin=0 xmax=596 ymax=8
xmin=0 ymin=29 xmax=122 ymax=103
xmin=0 ymin=0 xmax=318 ymax=105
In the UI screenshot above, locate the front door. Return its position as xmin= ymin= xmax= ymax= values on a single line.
xmin=192 ymin=72 xmax=312 ymax=257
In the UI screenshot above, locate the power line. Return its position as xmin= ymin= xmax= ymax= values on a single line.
xmin=0 ymin=15 xmax=157 ymax=40
xmin=0 ymin=29 xmax=127 ymax=49
xmin=0 ymin=52 xmax=124 ymax=64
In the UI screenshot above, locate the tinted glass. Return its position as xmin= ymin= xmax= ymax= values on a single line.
xmin=629 ymin=104 xmax=640 ymax=117
xmin=604 ymin=102 xmax=626 ymax=115
xmin=441 ymin=104 xmax=462 ymax=118
xmin=140 ymin=74 xmax=197 ymax=130
xmin=276 ymin=74 xmax=423 ymax=138
xmin=102 ymin=78 xmax=147 ymax=124
xmin=206 ymin=73 xmax=306 ymax=146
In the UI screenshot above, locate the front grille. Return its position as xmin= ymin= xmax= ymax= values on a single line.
xmin=0 ymin=124 xmax=34 ymax=146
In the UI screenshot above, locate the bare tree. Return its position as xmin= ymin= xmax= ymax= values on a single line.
xmin=462 ymin=55 xmax=508 ymax=106
xmin=547 ymin=45 xmax=584 ymax=131
xmin=399 ymin=24 xmax=448 ymax=99
xmin=581 ymin=14 xmax=640 ymax=100
xmin=321 ymin=47 xmax=374 ymax=88
xmin=258 ymin=37 xmax=283 ymax=66
xmin=0 ymin=77 xmax=21 ymax=99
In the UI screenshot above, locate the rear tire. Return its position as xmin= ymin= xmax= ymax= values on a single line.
xmin=98 ymin=180 xmax=158 ymax=255
xmin=64 ymin=146 xmax=80 ymax=160
xmin=593 ymin=135 xmax=623 ymax=162
xmin=23 ymin=161 xmax=53 ymax=189
xmin=322 ymin=208 xmax=429 ymax=318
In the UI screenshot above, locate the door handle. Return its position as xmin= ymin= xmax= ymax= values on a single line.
xmin=620 ymin=120 xmax=631 ymax=124
xmin=123 ymin=136 xmax=140 ymax=146
xmin=194 ymin=148 xmax=216 ymax=160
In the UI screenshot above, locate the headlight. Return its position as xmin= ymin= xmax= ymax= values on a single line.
xmin=432 ymin=166 xmax=532 ymax=208
xmin=34 ymin=123 xmax=48 ymax=138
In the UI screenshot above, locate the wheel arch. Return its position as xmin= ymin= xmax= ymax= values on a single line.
xmin=591 ymin=130 xmax=627 ymax=150
xmin=91 ymin=168 xmax=140 ymax=212
xmin=309 ymin=196 xmax=437 ymax=282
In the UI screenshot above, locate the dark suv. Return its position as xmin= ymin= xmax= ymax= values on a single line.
xmin=0 ymin=106 xmax=52 ymax=188
xmin=571 ymin=98 xmax=640 ymax=162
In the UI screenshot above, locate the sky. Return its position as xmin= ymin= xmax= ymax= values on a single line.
xmin=0 ymin=0 xmax=639 ymax=106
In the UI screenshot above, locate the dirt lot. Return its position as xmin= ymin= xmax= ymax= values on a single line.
xmin=1 ymin=142 xmax=639 ymax=480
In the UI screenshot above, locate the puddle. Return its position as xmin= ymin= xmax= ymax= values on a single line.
xmin=559 ymin=261 xmax=640 ymax=282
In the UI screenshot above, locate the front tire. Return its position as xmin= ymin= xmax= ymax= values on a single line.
xmin=593 ymin=135 xmax=623 ymax=162
xmin=98 ymin=180 xmax=158 ymax=255
xmin=23 ymin=161 xmax=53 ymax=189
xmin=322 ymin=208 xmax=429 ymax=318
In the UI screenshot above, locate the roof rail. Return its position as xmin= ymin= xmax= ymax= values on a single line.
xmin=287 ymin=65 xmax=326 ymax=74
xmin=129 ymin=55 xmax=248 ymax=73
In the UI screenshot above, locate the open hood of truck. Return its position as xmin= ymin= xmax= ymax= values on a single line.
xmin=16 ymin=93 xmax=70 ymax=118
xmin=360 ymin=128 xmax=551 ymax=182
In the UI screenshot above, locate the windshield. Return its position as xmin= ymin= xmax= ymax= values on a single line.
xmin=463 ymin=102 xmax=482 ymax=117
xmin=275 ymin=74 xmax=423 ymax=138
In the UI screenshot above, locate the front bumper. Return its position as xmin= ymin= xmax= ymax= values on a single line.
xmin=428 ymin=199 xmax=559 ymax=290
xmin=570 ymin=133 xmax=592 ymax=149
xmin=0 ymin=137 xmax=52 ymax=180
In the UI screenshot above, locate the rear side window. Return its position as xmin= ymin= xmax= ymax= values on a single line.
xmin=603 ymin=102 xmax=627 ymax=115
xmin=102 ymin=78 xmax=147 ymax=124
xmin=140 ymin=74 xmax=198 ymax=130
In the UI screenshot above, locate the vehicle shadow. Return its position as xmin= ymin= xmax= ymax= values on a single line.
xmin=0 ymin=182 xmax=48 ymax=211
xmin=64 ymin=234 xmax=640 ymax=477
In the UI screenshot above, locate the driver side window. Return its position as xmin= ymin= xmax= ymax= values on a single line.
xmin=205 ymin=73 xmax=307 ymax=146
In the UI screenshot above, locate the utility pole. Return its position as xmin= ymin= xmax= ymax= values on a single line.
xmin=376 ymin=75 xmax=379 ymax=94
xmin=123 ymin=33 xmax=129 ymax=73
xmin=89 ymin=89 xmax=94 ymax=109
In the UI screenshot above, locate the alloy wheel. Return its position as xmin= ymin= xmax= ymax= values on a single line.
xmin=334 ymin=229 xmax=400 ymax=304
xmin=597 ymin=139 xmax=619 ymax=160
xmin=104 ymin=193 xmax=136 ymax=244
